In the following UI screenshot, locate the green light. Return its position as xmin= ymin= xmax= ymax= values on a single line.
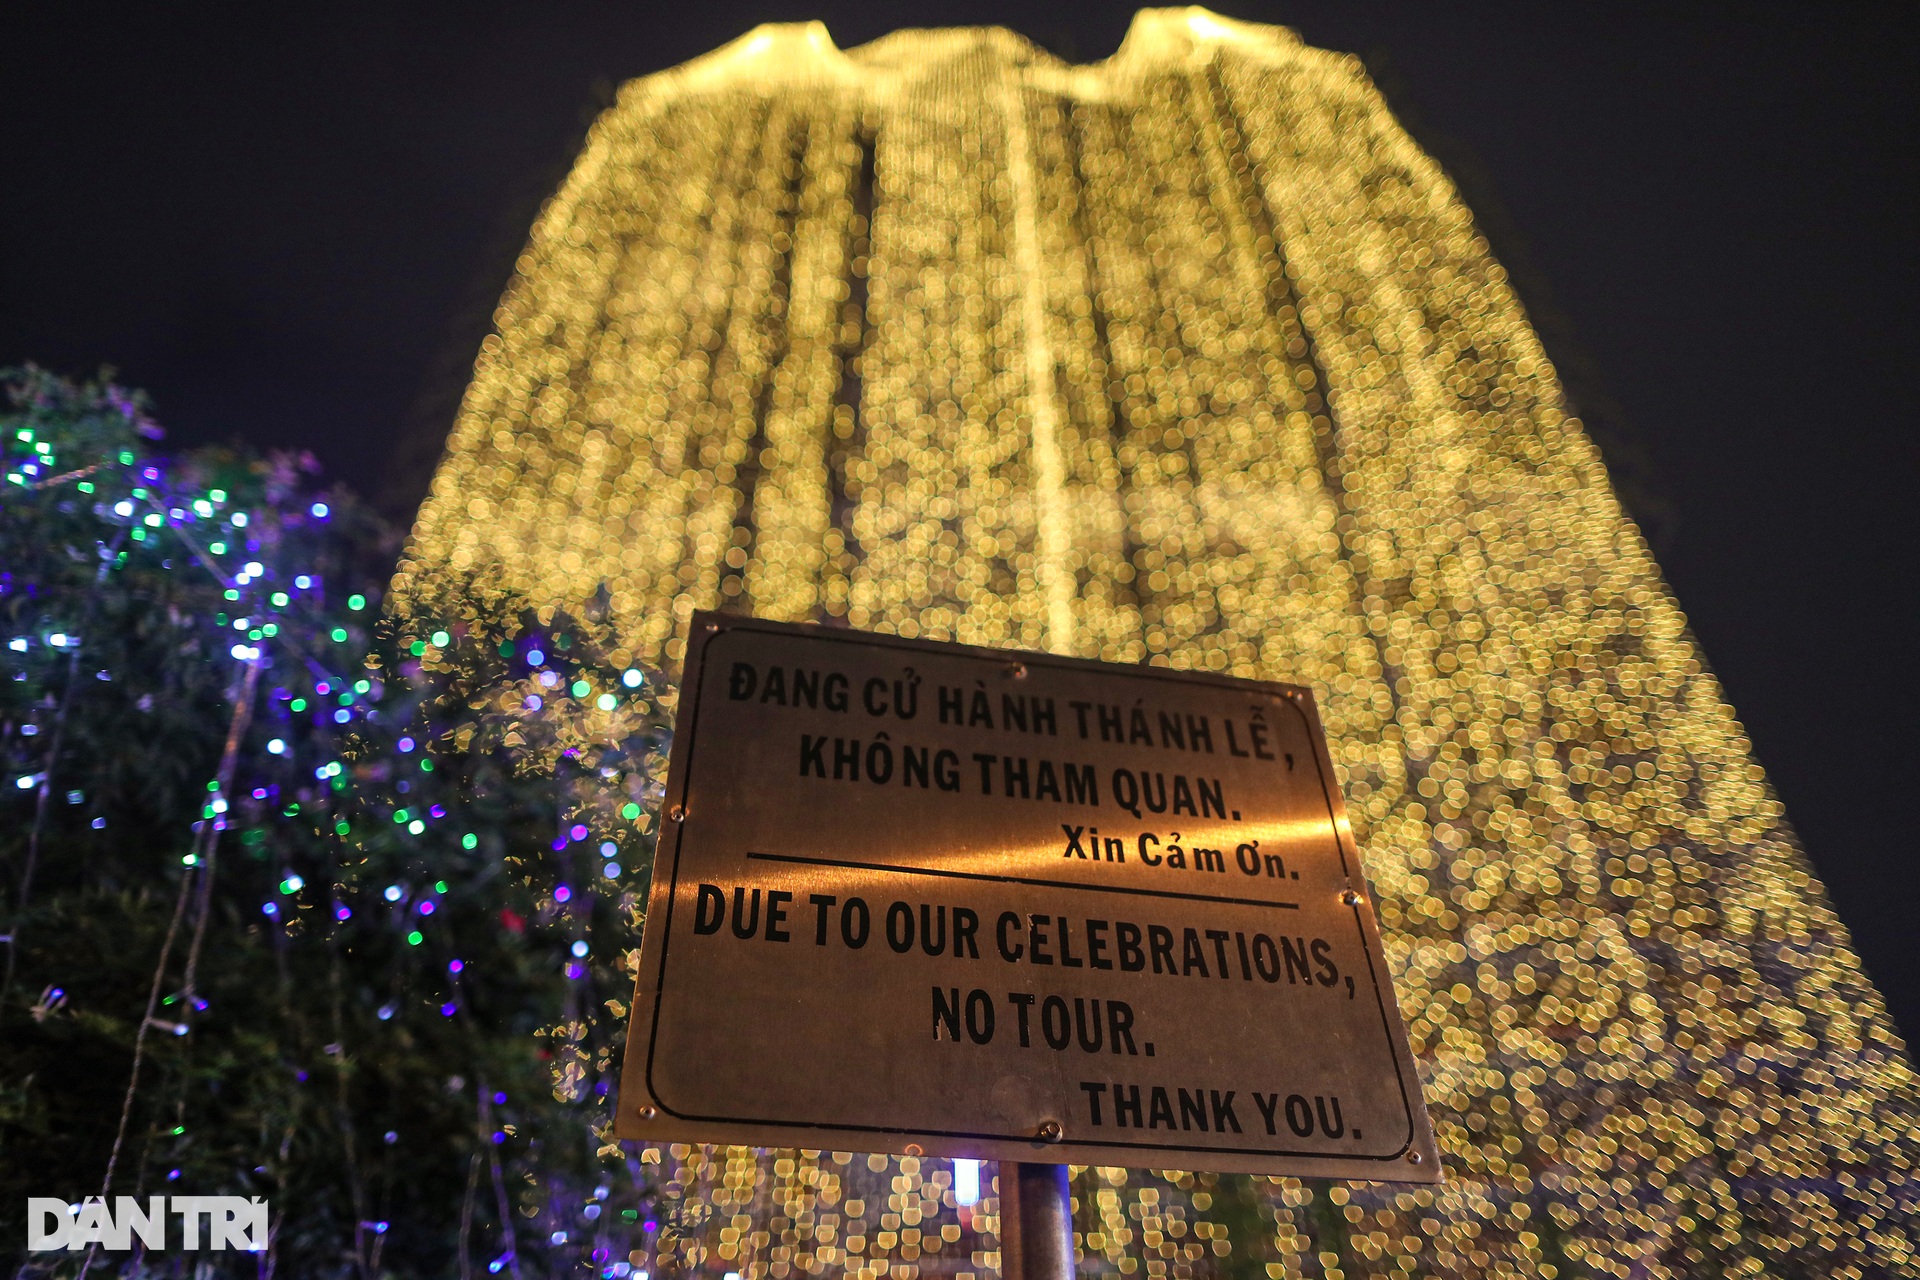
xmin=407 ymin=931 xmax=423 ymax=946
xmin=330 ymin=628 xmax=348 ymax=643
xmin=348 ymin=594 xmax=367 ymax=611
xmin=394 ymin=810 xmax=410 ymax=824
xmin=431 ymin=630 xmax=451 ymax=648
xmin=290 ymin=698 xmax=307 ymax=712
xmin=571 ymin=680 xmax=591 ymax=698
xmin=419 ymin=758 xmax=433 ymax=772
xmin=77 ymin=481 xmax=94 ymax=493
xmin=118 ymin=450 xmax=135 ymax=465
xmin=622 ymin=803 xmax=641 ymax=820
xmin=354 ymin=679 xmax=370 ymax=694
xmin=209 ymin=488 xmax=226 ymax=502
xmin=271 ymin=592 xmax=289 ymax=607
xmin=462 ymin=833 xmax=478 ymax=850
xmin=434 ymin=880 xmax=448 ymax=894
xmin=410 ymin=640 xmax=426 ymax=656
xmin=335 ymin=821 xmax=350 ymax=836
xmin=261 ymin=623 xmax=278 ymax=637
xmin=209 ymin=541 xmax=226 ymax=554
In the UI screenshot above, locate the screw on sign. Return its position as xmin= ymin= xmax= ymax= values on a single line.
xmin=616 ymin=614 xmax=1440 ymax=1276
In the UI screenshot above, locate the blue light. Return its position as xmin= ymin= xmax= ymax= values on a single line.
xmin=953 ymin=1158 xmax=981 ymax=1207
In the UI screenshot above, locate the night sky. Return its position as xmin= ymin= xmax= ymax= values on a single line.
xmin=6 ymin=3 xmax=1915 ymax=1044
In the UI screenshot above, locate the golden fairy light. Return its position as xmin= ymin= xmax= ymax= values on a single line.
xmin=395 ymin=9 xmax=1918 ymax=1277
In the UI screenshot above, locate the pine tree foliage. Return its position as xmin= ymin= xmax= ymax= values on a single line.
xmin=1 ymin=369 xmax=673 ymax=1275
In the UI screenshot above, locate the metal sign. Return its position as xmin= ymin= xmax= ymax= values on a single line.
xmin=616 ymin=613 xmax=1439 ymax=1180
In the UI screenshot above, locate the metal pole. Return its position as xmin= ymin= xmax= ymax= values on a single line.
xmin=999 ymin=1162 xmax=1073 ymax=1280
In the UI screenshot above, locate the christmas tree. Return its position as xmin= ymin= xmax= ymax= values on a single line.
xmin=391 ymin=12 xmax=1920 ymax=1279
xmin=1 ymin=368 xmax=673 ymax=1275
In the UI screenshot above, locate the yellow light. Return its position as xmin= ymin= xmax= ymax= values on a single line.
xmin=394 ymin=8 xmax=1919 ymax=1274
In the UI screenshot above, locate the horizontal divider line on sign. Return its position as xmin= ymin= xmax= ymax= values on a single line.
xmin=743 ymin=851 xmax=1299 ymax=910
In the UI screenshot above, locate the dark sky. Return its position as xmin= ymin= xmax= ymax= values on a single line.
xmin=6 ymin=3 xmax=1915 ymax=1043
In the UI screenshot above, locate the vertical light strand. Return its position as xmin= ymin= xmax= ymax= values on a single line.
xmin=743 ymin=99 xmax=861 ymax=622
xmin=997 ymin=66 xmax=1076 ymax=656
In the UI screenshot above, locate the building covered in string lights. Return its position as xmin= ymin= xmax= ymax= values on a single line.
xmin=394 ymin=9 xmax=1919 ymax=1278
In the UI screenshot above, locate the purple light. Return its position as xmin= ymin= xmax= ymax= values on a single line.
xmin=440 ymin=1002 xmax=457 ymax=1017
xmin=397 ymin=736 xmax=415 ymax=752
xmin=262 ymin=902 xmax=279 ymax=916
xmin=565 ymin=962 xmax=585 ymax=980
xmin=570 ymin=824 xmax=588 ymax=842
xmin=448 ymin=959 xmax=464 ymax=974
xmin=553 ymin=885 xmax=572 ymax=904
xmin=493 ymin=1091 xmax=507 ymax=1104
xmin=335 ymin=905 xmax=352 ymax=921
xmin=418 ymin=900 xmax=436 ymax=915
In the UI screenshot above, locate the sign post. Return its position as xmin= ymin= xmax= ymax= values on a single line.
xmin=618 ymin=611 xmax=1438 ymax=1229
xmin=999 ymin=1162 xmax=1074 ymax=1280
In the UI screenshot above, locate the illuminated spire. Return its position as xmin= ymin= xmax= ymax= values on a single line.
xmin=396 ymin=10 xmax=1920 ymax=1275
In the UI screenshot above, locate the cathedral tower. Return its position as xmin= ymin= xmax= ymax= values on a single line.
xmin=396 ymin=11 xmax=1917 ymax=1276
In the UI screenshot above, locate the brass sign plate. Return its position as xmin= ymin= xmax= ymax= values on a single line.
xmin=616 ymin=613 xmax=1439 ymax=1180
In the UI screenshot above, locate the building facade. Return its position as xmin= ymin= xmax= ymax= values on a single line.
xmin=396 ymin=11 xmax=1917 ymax=1277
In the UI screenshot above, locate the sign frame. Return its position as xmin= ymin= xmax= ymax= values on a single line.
xmin=616 ymin=611 xmax=1439 ymax=1181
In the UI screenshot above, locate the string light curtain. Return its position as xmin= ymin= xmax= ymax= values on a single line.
xmin=395 ymin=10 xmax=1918 ymax=1278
